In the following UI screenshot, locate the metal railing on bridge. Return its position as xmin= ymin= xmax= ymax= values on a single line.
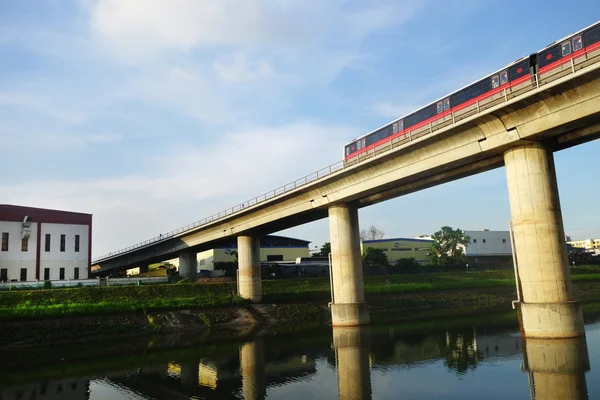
xmin=93 ymin=44 xmax=600 ymax=264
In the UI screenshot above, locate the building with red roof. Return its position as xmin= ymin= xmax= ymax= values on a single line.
xmin=0 ymin=204 xmax=92 ymax=282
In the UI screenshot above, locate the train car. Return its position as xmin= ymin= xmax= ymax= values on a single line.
xmin=343 ymin=20 xmax=600 ymax=163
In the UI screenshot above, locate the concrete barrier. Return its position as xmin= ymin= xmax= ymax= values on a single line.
xmin=107 ymin=276 xmax=167 ymax=286
xmin=0 ymin=279 xmax=98 ymax=290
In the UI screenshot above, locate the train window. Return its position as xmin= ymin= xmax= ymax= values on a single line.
xmin=398 ymin=120 xmax=404 ymax=131
xmin=436 ymin=101 xmax=443 ymax=114
xmin=393 ymin=123 xmax=398 ymax=134
xmin=405 ymin=104 xmax=437 ymax=129
xmin=443 ymin=98 xmax=450 ymax=111
xmin=361 ymin=138 xmax=366 ymax=148
xmin=585 ymin=25 xmax=600 ymax=47
xmin=491 ymin=75 xmax=500 ymax=89
xmin=572 ymin=36 xmax=583 ymax=51
xmin=539 ymin=45 xmax=561 ymax=68
xmin=500 ymin=71 xmax=508 ymax=85
xmin=346 ymin=146 xmax=351 ymax=156
xmin=561 ymin=41 xmax=571 ymax=57
xmin=508 ymin=60 xmax=529 ymax=81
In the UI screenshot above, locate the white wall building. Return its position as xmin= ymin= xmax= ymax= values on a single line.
xmin=0 ymin=204 xmax=92 ymax=282
xmin=461 ymin=230 xmax=513 ymax=256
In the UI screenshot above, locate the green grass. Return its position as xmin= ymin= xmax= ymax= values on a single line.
xmin=2 ymin=268 xmax=600 ymax=319
xmin=261 ymin=270 xmax=517 ymax=302
xmin=0 ymin=284 xmax=244 ymax=319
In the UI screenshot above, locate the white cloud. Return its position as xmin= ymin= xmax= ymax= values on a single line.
xmin=80 ymin=0 xmax=431 ymax=126
xmin=0 ymin=91 xmax=86 ymax=124
xmin=86 ymin=0 xmax=427 ymax=62
xmin=0 ymin=122 xmax=356 ymax=257
xmin=213 ymin=53 xmax=274 ymax=83
xmin=125 ymin=65 xmax=244 ymax=124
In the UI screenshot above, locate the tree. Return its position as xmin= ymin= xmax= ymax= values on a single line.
xmin=229 ymin=251 xmax=239 ymax=262
xmin=362 ymin=247 xmax=389 ymax=267
xmin=429 ymin=226 xmax=470 ymax=268
xmin=315 ymin=242 xmax=331 ymax=257
xmin=360 ymin=225 xmax=385 ymax=241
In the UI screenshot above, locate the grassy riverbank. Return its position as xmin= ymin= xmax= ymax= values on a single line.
xmin=2 ymin=268 xmax=600 ymax=319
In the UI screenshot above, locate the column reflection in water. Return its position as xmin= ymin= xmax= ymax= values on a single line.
xmin=522 ymin=336 xmax=590 ymax=400
xmin=179 ymin=361 xmax=200 ymax=389
xmin=240 ymin=338 xmax=266 ymax=400
xmin=333 ymin=326 xmax=372 ymax=400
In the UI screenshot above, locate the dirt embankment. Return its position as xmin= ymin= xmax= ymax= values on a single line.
xmin=3 ymin=282 xmax=600 ymax=348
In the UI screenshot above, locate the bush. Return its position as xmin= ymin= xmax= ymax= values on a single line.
xmin=390 ymin=258 xmax=421 ymax=274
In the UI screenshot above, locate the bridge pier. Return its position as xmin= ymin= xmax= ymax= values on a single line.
xmin=328 ymin=204 xmax=370 ymax=326
xmin=333 ymin=326 xmax=372 ymax=400
xmin=139 ymin=264 xmax=149 ymax=274
xmin=179 ymin=250 xmax=197 ymax=280
xmin=504 ymin=142 xmax=584 ymax=338
xmin=237 ymin=236 xmax=262 ymax=303
xmin=239 ymin=339 xmax=266 ymax=400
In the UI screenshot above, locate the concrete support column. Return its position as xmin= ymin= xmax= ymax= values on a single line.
xmin=240 ymin=339 xmax=266 ymax=400
xmin=329 ymin=204 xmax=369 ymax=326
xmin=504 ymin=143 xmax=584 ymax=338
xmin=333 ymin=326 xmax=372 ymax=400
xmin=522 ymin=337 xmax=589 ymax=399
xmin=238 ymin=236 xmax=262 ymax=303
xmin=179 ymin=250 xmax=197 ymax=280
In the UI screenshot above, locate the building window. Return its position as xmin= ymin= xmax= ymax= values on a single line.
xmin=502 ymin=239 xmax=506 ymax=243
xmin=267 ymin=255 xmax=284 ymax=261
xmin=21 ymin=237 xmax=28 ymax=252
xmin=472 ymin=239 xmax=477 ymax=243
xmin=20 ymin=268 xmax=27 ymax=282
xmin=45 ymin=234 xmax=51 ymax=252
xmin=60 ymin=234 xmax=66 ymax=252
xmin=74 ymin=268 xmax=79 ymax=280
xmin=1 ymin=232 xmax=8 ymax=251
xmin=199 ymin=259 xmax=205 ymax=266
xmin=482 ymin=239 xmax=486 ymax=243
xmin=59 ymin=268 xmax=65 ymax=280
xmin=44 ymin=268 xmax=50 ymax=280
xmin=74 ymin=235 xmax=80 ymax=252
xmin=0 ymin=268 xmax=7 ymax=282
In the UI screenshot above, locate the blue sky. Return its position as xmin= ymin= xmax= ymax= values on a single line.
xmin=1 ymin=0 xmax=599 ymax=257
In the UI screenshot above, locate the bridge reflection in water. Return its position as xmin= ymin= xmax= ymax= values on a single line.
xmin=0 ymin=316 xmax=596 ymax=399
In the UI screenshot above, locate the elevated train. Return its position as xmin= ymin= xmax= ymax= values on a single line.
xmin=344 ymin=20 xmax=600 ymax=161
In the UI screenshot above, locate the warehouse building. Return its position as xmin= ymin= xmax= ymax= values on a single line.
xmin=196 ymin=235 xmax=311 ymax=270
xmin=568 ymin=238 xmax=600 ymax=249
xmin=0 ymin=204 xmax=92 ymax=282
xmin=361 ymin=237 xmax=433 ymax=264
xmin=361 ymin=229 xmax=515 ymax=269
xmin=460 ymin=229 xmax=513 ymax=269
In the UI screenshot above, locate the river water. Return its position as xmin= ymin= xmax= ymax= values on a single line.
xmin=2 ymin=311 xmax=599 ymax=399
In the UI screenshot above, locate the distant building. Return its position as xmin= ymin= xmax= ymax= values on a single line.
xmin=0 ymin=204 xmax=92 ymax=282
xmin=568 ymin=238 xmax=600 ymax=250
xmin=196 ymin=235 xmax=311 ymax=271
xmin=361 ymin=230 xmax=516 ymax=269
xmin=361 ymin=237 xmax=433 ymax=264
xmin=460 ymin=229 xmax=513 ymax=269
